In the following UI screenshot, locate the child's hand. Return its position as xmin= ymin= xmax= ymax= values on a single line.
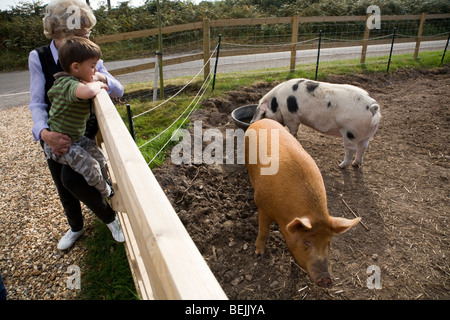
xmin=99 ymin=81 xmax=109 ymax=91
xmin=81 ymin=80 xmax=108 ymax=91
xmin=76 ymin=81 xmax=108 ymax=99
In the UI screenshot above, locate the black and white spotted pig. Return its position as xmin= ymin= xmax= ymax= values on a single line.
xmin=251 ymin=78 xmax=381 ymax=168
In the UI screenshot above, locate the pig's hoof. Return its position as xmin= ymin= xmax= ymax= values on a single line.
xmin=351 ymin=161 xmax=362 ymax=167
xmin=316 ymin=277 xmax=332 ymax=288
xmin=255 ymin=248 xmax=265 ymax=256
xmin=339 ymin=162 xmax=350 ymax=169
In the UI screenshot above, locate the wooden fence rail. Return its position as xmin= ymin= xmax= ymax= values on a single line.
xmin=92 ymin=13 xmax=450 ymax=77
xmin=93 ymin=90 xmax=228 ymax=300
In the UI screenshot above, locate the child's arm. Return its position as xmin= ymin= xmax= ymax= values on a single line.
xmin=75 ymin=81 xmax=109 ymax=100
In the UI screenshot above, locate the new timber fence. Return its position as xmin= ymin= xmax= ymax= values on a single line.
xmin=93 ymin=13 xmax=450 ymax=81
xmin=93 ymin=90 xmax=227 ymax=300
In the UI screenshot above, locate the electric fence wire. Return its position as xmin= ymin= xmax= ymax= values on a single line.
xmin=139 ymin=65 xmax=213 ymax=148
xmin=323 ymin=34 xmax=394 ymax=42
xmin=221 ymin=34 xmax=408 ymax=47
xmin=137 ymin=47 xmax=218 ymax=150
xmin=145 ymin=72 xmax=215 ymax=166
xmin=132 ymin=43 xmax=219 ymax=120
xmin=136 ymin=46 xmax=219 ymax=165
xmin=220 ymin=37 xmax=320 ymax=48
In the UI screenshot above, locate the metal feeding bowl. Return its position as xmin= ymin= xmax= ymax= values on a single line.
xmin=231 ymin=104 xmax=257 ymax=130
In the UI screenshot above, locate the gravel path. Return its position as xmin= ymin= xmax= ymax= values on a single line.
xmin=0 ymin=105 xmax=93 ymax=300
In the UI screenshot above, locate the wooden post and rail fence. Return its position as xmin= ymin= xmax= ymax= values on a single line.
xmin=90 ymin=13 xmax=448 ymax=299
xmin=94 ymin=90 xmax=227 ymax=300
xmin=92 ymin=13 xmax=450 ymax=79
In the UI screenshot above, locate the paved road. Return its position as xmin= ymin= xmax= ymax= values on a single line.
xmin=0 ymin=40 xmax=446 ymax=109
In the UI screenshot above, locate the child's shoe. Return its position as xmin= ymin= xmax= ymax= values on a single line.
xmin=106 ymin=179 xmax=115 ymax=198
xmin=107 ymin=216 xmax=124 ymax=243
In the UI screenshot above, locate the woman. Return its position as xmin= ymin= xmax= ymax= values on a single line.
xmin=28 ymin=0 xmax=124 ymax=250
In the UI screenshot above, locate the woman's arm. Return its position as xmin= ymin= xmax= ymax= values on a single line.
xmin=95 ymin=59 xmax=124 ymax=98
xmin=28 ymin=49 xmax=71 ymax=155
xmin=28 ymin=50 xmax=51 ymax=141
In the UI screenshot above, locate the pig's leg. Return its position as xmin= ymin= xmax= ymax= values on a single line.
xmin=339 ymin=141 xmax=356 ymax=169
xmin=255 ymin=211 xmax=273 ymax=255
xmin=285 ymin=120 xmax=299 ymax=136
xmin=352 ymin=138 xmax=370 ymax=166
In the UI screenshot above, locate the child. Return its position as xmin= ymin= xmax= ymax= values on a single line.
xmin=43 ymin=36 xmax=113 ymax=198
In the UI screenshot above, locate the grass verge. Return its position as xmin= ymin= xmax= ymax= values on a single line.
xmin=78 ymin=220 xmax=139 ymax=300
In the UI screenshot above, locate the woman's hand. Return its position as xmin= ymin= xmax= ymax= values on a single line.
xmin=92 ymin=72 xmax=107 ymax=84
xmin=41 ymin=129 xmax=71 ymax=156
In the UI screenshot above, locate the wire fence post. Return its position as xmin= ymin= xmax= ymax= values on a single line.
xmin=212 ymin=34 xmax=222 ymax=91
xmin=441 ymin=33 xmax=450 ymax=66
xmin=414 ymin=12 xmax=426 ymax=59
xmin=315 ymin=30 xmax=322 ymax=81
xmin=361 ymin=14 xmax=371 ymax=65
xmin=126 ymin=104 xmax=136 ymax=141
xmin=156 ymin=0 xmax=164 ymax=99
xmin=290 ymin=15 xmax=299 ymax=72
xmin=153 ymin=51 xmax=161 ymax=101
xmin=203 ymin=18 xmax=211 ymax=82
xmin=387 ymin=27 xmax=397 ymax=72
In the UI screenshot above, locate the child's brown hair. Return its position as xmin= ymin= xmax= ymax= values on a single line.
xmin=58 ymin=36 xmax=102 ymax=73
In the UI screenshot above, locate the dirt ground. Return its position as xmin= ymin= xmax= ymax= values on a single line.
xmin=153 ymin=67 xmax=449 ymax=300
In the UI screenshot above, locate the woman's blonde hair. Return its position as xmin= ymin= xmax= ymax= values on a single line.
xmin=43 ymin=0 xmax=97 ymax=39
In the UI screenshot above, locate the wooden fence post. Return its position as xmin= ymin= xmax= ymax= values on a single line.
xmin=414 ymin=12 xmax=426 ymax=59
xmin=203 ymin=18 xmax=211 ymax=81
xmin=361 ymin=14 xmax=371 ymax=64
xmin=290 ymin=15 xmax=299 ymax=72
xmin=156 ymin=0 xmax=164 ymax=99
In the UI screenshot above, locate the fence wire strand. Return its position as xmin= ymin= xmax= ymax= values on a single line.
xmin=145 ymin=72 xmax=214 ymax=165
xmin=132 ymin=44 xmax=219 ymax=119
xmin=135 ymin=45 xmax=219 ymax=165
